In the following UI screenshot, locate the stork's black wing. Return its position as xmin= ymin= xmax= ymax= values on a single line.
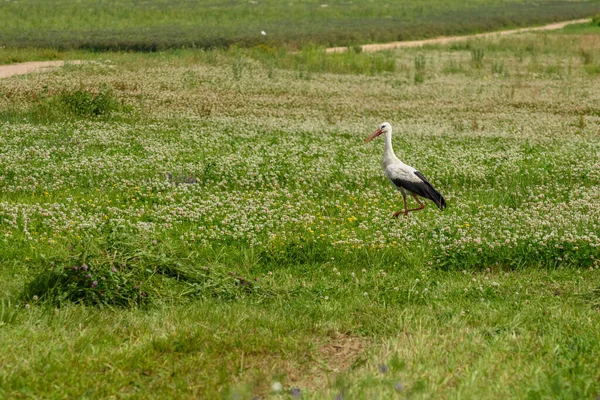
xmin=391 ymin=171 xmax=446 ymax=211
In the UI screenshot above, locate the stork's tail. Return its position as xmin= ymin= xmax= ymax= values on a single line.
xmin=433 ymin=192 xmax=446 ymax=211
xmin=421 ymin=184 xmax=446 ymax=211
xmin=414 ymin=171 xmax=446 ymax=211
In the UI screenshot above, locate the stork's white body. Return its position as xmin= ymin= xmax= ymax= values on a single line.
xmin=381 ymin=131 xmax=420 ymax=195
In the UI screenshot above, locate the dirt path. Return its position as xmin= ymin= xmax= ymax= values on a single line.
xmin=0 ymin=60 xmax=84 ymax=79
xmin=326 ymin=18 xmax=590 ymax=53
xmin=0 ymin=18 xmax=590 ymax=78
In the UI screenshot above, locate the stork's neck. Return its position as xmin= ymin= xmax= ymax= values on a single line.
xmin=382 ymin=131 xmax=398 ymax=165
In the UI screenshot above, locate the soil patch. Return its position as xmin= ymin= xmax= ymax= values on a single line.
xmin=326 ymin=18 xmax=590 ymax=53
xmin=0 ymin=60 xmax=84 ymax=79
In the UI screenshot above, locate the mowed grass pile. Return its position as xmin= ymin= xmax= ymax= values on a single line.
xmin=1 ymin=29 xmax=600 ymax=398
xmin=1 ymin=0 xmax=600 ymax=50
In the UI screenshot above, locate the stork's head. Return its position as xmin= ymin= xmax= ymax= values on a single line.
xmin=365 ymin=122 xmax=391 ymax=144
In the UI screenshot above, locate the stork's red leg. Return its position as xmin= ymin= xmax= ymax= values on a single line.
xmin=393 ymin=194 xmax=408 ymax=218
xmin=405 ymin=194 xmax=426 ymax=214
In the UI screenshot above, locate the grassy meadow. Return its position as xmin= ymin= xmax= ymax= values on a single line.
xmin=1 ymin=0 xmax=600 ymax=50
xmin=2 ymin=18 xmax=600 ymax=400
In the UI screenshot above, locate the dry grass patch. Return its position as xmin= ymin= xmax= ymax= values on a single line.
xmin=318 ymin=332 xmax=368 ymax=374
xmin=236 ymin=332 xmax=369 ymax=396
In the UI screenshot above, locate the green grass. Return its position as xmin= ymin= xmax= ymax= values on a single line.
xmin=3 ymin=267 xmax=599 ymax=398
xmin=0 ymin=48 xmax=75 ymax=65
xmin=2 ymin=27 xmax=600 ymax=398
xmin=1 ymin=0 xmax=600 ymax=50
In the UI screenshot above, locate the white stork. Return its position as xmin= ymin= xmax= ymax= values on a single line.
xmin=365 ymin=122 xmax=446 ymax=218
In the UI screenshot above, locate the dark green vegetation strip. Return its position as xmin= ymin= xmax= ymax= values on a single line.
xmin=1 ymin=0 xmax=600 ymax=50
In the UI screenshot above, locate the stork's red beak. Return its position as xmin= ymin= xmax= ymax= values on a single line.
xmin=365 ymin=129 xmax=382 ymax=144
